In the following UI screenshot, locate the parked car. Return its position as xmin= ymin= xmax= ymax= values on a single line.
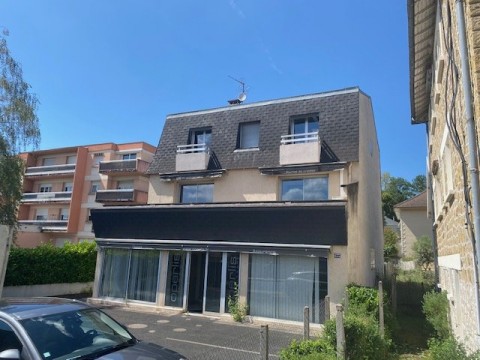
xmin=0 ymin=297 xmax=187 ymax=360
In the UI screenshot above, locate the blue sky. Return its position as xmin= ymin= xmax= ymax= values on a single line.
xmin=0 ymin=1 xmax=426 ymax=181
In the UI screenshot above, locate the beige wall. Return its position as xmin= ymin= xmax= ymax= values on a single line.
xmin=327 ymin=246 xmax=348 ymax=316
xmin=396 ymin=208 xmax=433 ymax=258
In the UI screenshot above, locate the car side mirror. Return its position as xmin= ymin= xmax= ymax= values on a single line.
xmin=0 ymin=349 xmax=20 ymax=360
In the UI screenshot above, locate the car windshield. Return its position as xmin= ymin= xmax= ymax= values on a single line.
xmin=20 ymin=308 xmax=135 ymax=360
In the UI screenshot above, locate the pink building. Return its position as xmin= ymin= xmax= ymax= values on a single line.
xmin=17 ymin=142 xmax=155 ymax=248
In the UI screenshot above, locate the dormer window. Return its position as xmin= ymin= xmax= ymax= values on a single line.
xmin=238 ymin=121 xmax=260 ymax=149
xmin=290 ymin=115 xmax=319 ymax=143
xmin=190 ymin=128 xmax=212 ymax=146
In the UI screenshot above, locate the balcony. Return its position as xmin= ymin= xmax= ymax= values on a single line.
xmin=279 ymin=132 xmax=321 ymax=165
xmin=24 ymin=164 xmax=76 ymax=178
xmin=175 ymin=144 xmax=210 ymax=172
xmin=99 ymin=159 xmax=150 ymax=175
xmin=21 ymin=191 xmax=72 ymax=203
xmin=95 ymin=189 xmax=147 ymax=204
xmin=18 ymin=220 xmax=68 ymax=233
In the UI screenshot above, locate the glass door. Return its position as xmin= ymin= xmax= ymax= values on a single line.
xmin=204 ymin=252 xmax=223 ymax=312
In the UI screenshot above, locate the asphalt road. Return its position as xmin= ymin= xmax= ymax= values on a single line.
xmin=100 ymin=306 xmax=314 ymax=360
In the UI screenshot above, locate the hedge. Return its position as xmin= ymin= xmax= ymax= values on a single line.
xmin=4 ymin=241 xmax=97 ymax=286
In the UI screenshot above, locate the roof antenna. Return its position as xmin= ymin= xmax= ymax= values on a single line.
xmin=227 ymin=76 xmax=247 ymax=105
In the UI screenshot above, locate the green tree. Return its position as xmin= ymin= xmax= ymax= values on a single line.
xmin=384 ymin=227 xmax=399 ymax=262
xmin=0 ymin=32 xmax=40 ymax=225
xmin=411 ymin=174 xmax=427 ymax=193
xmin=413 ymin=235 xmax=434 ymax=271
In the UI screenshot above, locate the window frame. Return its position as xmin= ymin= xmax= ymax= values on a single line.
xmin=289 ymin=114 xmax=319 ymax=143
xmin=238 ymin=121 xmax=260 ymax=149
xmin=280 ymin=176 xmax=329 ymax=201
xmin=189 ymin=127 xmax=212 ymax=146
xmin=122 ymin=153 xmax=137 ymax=160
xmin=180 ymin=183 xmax=214 ymax=203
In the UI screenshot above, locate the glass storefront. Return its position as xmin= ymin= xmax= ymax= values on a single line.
xmin=165 ymin=252 xmax=186 ymax=307
xmin=99 ymin=248 xmax=160 ymax=303
xmin=248 ymin=254 xmax=327 ymax=323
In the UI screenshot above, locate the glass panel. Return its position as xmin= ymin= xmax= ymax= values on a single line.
xmin=197 ymin=184 xmax=213 ymax=202
xmin=181 ymin=184 xmax=213 ymax=203
xmin=225 ymin=253 xmax=240 ymax=312
xmin=166 ymin=252 xmax=186 ymax=307
xmin=281 ymin=179 xmax=303 ymax=200
xmin=304 ymin=177 xmax=328 ymax=200
xmin=0 ymin=319 xmax=22 ymax=352
xmin=205 ymin=252 xmax=223 ymax=312
xmin=307 ymin=116 xmax=319 ymax=133
xmin=248 ymin=255 xmax=276 ymax=318
xmin=240 ymin=122 xmax=260 ymax=148
xmin=100 ymin=248 xmax=129 ymax=298
xmin=194 ymin=130 xmax=212 ymax=145
xmin=293 ymin=119 xmax=306 ymax=135
xmin=127 ymin=250 xmax=160 ymax=303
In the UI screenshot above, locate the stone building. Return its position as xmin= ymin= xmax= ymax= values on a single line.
xmin=408 ymin=0 xmax=480 ymax=350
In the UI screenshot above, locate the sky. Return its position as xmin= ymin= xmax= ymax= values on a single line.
xmin=0 ymin=1 xmax=426 ymax=181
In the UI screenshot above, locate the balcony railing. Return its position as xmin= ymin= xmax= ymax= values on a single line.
xmin=95 ymin=189 xmax=136 ymax=203
xmin=21 ymin=191 xmax=72 ymax=203
xmin=98 ymin=159 xmax=150 ymax=174
xmin=18 ymin=220 xmax=68 ymax=232
xmin=24 ymin=164 xmax=76 ymax=177
xmin=280 ymin=132 xmax=319 ymax=145
xmin=280 ymin=132 xmax=321 ymax=165
xmin=176 ymin=144 xmax=210 ymax=172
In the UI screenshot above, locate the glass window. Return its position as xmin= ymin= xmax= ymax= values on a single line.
xmin=42 ymin=157 xmax=55 ymax=166
xmin=0 ymin=319 xmax=22 ymax=353
xmin=66 ymin=155 xmax=77 ymax=164
xmin=99 ymin=248 xmax=129 ymax=299
xmin=35 ymin=208 xmax=48 ymax=220
xmin=165 ymin=252 xmax=186 ymax=307
xmin=117 ymin=181 xmax=134 ymax=190
xmin=122 ymin=153 xmax=137 ymax=160
xmin=239 ymin=122 xmax=260 ymax=149
xmin=64 ymin=182 xmax=73 ymax=192
xmin=190 ymin=128 xmax=212 ymax=146
xmin=281 ymin=177 xmax=328 ymax=201
xmin=291 ymin=115 xmax=319 ymax=135
xmin=181 ymin=184 xmax=213 ymax=203
xmin=39 ymin=184 xmax=52 ymax=193
xmin=60 ymin=208 xmax=69 ymax=220
xmin=90 ymin=181 xmax=101 ymax=194
xmin=249 ymin=254 xmax=327 ymax=323
xmin=225 ymin=253 xmax=240 ymax=312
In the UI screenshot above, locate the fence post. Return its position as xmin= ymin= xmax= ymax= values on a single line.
xmin=324 ymin=295 xmax=330 ymax=321
xmin=304 ymin=306 xmax=310 ymax=340
xmin=260 ymin=325 xmax=269 ymax=360
xmin=379 ymin=280 xmax=385 ymax=338
xmin=336 ymin=304 xmax=345 ymax=360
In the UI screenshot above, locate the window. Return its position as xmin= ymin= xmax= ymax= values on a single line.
xmin=42 ymin=157 xmax=55 ymax=166
xmin=239 ymin=121 xmax=260 ymax=149
xmin=0 ymin=319 xmax=22 ymax=353
xmin=281 ymin=177 xmax=328 ymax=201
xmin=122 ymin=153 xmax=137 ymax=160
xmin=190 ymin=128 xmax=212 ymax=146
xmin=90 ymin=181 xmax=101 ymax=194
xmin=290 ymin=115 xmax=319 ymax=143
xmin=39 ymin=184 xmax=52 ymax=193
xmin=60 ymin=209 xmax=69 ymax=221
xmin=35 ymin=208 xmax=48 ymax=221
xmin=181 ymin=184 xmax=213 ymax=203
xmin=93 ymin=154 xmax=104 ymax=166
xmin=64 ymin=182 xmax=73 ymax=192
xmin=66 ymin=155 xmax=77 ymax=164
xmin=117 ymin=180 xmax=134 ymax=190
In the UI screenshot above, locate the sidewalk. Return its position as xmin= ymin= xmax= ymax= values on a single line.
xmin=101 ymin=306 xmax=318 ymax=360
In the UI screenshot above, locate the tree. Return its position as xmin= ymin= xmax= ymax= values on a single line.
xmin=0 ymin=32 xmax=40 ymax=225
xmin=381 ymin=172 xmax=427 ymax=221
xmin=413 ymin=235 xmax=434 ymax=271
xmin=384 ymin=227 xmax=399 ymax=262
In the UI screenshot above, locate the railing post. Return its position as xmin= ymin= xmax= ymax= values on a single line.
xmin=379 ymin=280 xmax=385 ymax=338
xmin=260 ymin=325 xmax=269 ymax=360
xmin=336 ymin=304 xmax=345 ymax=360
xmin=324 ymin=295 xmax=330 ymax=321
xmin=303 ymin=306 xmax=310 ymax=340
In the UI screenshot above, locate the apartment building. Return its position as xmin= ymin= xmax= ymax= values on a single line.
xmin=17 ymin=142 xmax=155 ymax=248
xmin=408 ymin=0 xmax=480 ymax=350
xmin=90 ymin=87 xmax=384 ymax=324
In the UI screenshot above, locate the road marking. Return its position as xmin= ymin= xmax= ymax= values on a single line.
xmin=165 ymin=337 xmax=279 ymax=358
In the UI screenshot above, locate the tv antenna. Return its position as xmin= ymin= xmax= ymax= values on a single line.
xmin=228 ymin=76 xmax=247 ymax=104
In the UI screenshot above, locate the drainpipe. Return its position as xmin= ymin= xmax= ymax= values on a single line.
xmin=456 ymin=0 xmax=480 ymax=336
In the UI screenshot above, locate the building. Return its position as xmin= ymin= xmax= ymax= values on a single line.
xmin=17 ymin=142 xmax=155 ymax=248
xmin=408 ymin=0 xmax=480 ymax=350
xmin=394 ymin=191 xmax=433 ymax=259
xmin=90 ymin=87 xmax=384 ymax=324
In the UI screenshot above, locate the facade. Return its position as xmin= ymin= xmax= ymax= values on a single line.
xmin=408 ymin=0 xmax=480 ymax=350
xmin=90 ymin=87 xmax=384 ymax=324
xmin=394 ymin=191 xmax=433 ymax=259
xmin=17 ymin=142 xmax=155 ymax=248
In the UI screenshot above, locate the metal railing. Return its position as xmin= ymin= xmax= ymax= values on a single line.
xmin=99 ymin=159 xmax=141 ymax=173
xmin=95 ymin=189 xmax=135 ymax=202
xmin=24 ymin=164 xmax=76 ymax=175
xmin=176 ymin=143 xmax=210 ymax=154
xmin=21 ymin=191 xmax=72 ymax=202
xmin=280 ymin=132 xmax=319 ymax=145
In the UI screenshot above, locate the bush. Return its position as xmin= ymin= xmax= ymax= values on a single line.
xmin=5 ymin=241 xmax=97 ymax=286
xmin=280 ymin=338 xmax=336 ymax=360
xmin=427 ymin=337 xmax=480 ymax=360
xmin=423 ymin=291 xmax=450 ymax=340
xmin=413 ymin=235 xmax=434 ymax=271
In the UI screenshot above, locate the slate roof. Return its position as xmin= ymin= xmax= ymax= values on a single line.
xmin=394 ymin=190 xmax=428 ymax=209
xmin=147 ymin=87 xmax=365 ymax=175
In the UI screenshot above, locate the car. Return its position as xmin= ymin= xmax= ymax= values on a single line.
xmin=0 ymin=297 xmax=187 ymax=360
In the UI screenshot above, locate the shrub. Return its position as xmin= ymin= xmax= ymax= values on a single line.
xmin=423 ymin=291 xmax=450 ymax=340
xmin=427 ymin=337 xmax=480 ymax=360
xmin=413 ymin=235 xmax=434 ymax=271
xmin=227 ymin=283 xmax=248 ymax=322
xmin=384 ymin=227 xmax=400 ymax=262
xmin=5 ymin=241 xmax=97 ymax=286
xmin=280 ymin=338 xmax=336 ymax=360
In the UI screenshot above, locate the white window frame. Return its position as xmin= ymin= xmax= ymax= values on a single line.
xmin=239 ymin=121 xmax=260 ymax=149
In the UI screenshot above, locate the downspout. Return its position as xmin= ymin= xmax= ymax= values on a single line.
xmin=456 ymin=0 xmax=480 ymax=336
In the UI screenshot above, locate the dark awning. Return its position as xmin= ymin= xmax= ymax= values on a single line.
xmin=91 ymin=202 xmax=347 ymax=253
